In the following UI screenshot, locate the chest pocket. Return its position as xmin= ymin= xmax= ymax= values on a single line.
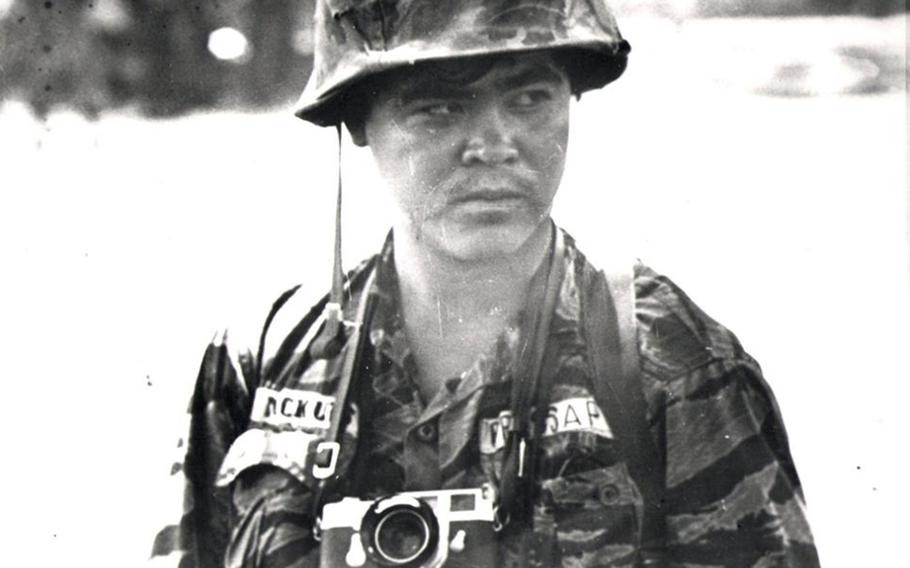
xmin=541 ymin=461 xmax=643 ymax=566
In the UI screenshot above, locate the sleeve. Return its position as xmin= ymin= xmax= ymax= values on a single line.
xmin=149 ymin=332 xmax=257 ymax=567
xmin=224 ymin=466 xmax=321 ymax=568
xmin=661 ymin=357 xmax=820 ymax=567
xmin=632 ymin=264 xmax=819 ymax=567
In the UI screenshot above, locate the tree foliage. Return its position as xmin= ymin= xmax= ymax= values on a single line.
xmin=0 ymin=0 xmax=314 ymax=118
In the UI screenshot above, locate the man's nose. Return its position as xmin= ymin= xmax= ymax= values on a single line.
xmin=460 ymin=107 xmax=519 ymax=166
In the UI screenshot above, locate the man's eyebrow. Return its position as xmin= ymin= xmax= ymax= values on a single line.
xmin=495 ymin=65 xmax=566 ymax=91
xmin=394 ymin=63 xmax=566 ymax=106
xmin=396 ymin=81 xmax=474 ymax=106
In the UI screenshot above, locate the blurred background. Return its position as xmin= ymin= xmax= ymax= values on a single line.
xmin=0 ymin=0 xmax=904 ymax=117
xmin=0 ymin=0 xmax=906 ymax=566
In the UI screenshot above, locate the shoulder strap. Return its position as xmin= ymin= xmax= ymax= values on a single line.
xmin=256 ymin=283 xmax=307 ymax=383
xmin=581 ymin=261 xmax=666 ymax=567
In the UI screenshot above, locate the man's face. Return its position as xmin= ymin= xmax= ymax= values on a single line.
xmin=360 ymin=52 xmax=571 ymax=261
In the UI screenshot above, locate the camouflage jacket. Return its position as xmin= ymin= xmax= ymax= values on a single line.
xmin=151 ymin=229 xmax=819 ymax=567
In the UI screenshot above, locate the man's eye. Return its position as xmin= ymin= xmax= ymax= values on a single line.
xmin=511 ymin=89 xmax=552 ymax=109
xmin=416 ymin=102 xmax=463 ymax=117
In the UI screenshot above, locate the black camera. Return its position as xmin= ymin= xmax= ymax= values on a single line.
xmin=319 ymin=485 xmax=498 ymax=567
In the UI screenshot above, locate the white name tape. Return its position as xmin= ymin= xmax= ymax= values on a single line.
xmin=479 ymin=397 xmax=612 ymax=454
xmin=250 ymin=387 xmax=336 ymax=431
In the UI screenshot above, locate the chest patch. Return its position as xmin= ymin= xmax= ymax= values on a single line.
xmin=250 ymin=386 xmax=336 ymax=431
xmin=479 ymin=396 xmax=613 ymax=455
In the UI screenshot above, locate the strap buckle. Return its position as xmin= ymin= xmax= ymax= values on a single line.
xmin=312 ymin=514 xmax=323 ymax=542
xmin=492 ymin=506 xmax=510 ymax=533
xmin=517 ymin=436 xmax=527 ymax=479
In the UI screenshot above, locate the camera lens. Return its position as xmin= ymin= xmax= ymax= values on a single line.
xmin=374 ymin=509 xmax=430 ymax=563
xmin=362 ymin=497 xmax=439 ymax=566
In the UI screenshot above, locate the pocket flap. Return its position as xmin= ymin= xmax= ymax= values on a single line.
xmin=543 ymin=462 xmax=641 ymax=508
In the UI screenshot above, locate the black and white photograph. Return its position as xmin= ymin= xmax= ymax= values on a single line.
xmin=0 ymin=0 xmax=906 ymax=566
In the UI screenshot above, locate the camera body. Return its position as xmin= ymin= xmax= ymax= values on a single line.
xmin=319 ymin=485 xmax=498 ymax=568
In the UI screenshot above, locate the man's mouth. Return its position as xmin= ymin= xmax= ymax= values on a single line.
xmin=450 ymin=188 xmax=526 ymax=204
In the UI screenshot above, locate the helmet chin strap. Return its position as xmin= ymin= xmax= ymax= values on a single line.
xmin=310 ymin=123 xmax=348 ymax=359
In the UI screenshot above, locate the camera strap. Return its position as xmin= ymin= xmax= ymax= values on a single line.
xmin=579 ymin=260 xmax=667 ymax=567
xmin=498 ymin=226 xmax=565 ymax=534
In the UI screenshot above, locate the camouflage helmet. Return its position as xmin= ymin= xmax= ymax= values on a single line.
xmin=294 ymin=0 xmax=631 ymax=126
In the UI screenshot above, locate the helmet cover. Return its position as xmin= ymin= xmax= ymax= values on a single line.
xmin=295 ymin=0 xmax=630 ymax=126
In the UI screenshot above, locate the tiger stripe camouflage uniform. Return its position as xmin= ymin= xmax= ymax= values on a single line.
xmin=151 ymin=229 xmax=819 ymax=567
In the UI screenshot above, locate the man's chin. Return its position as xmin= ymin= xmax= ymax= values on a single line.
xmin=427 ymin=220 xmax=543 ymax=263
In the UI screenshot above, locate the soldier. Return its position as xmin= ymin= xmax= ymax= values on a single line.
xmin=152 ymin=1 xmax=820 ymax=567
